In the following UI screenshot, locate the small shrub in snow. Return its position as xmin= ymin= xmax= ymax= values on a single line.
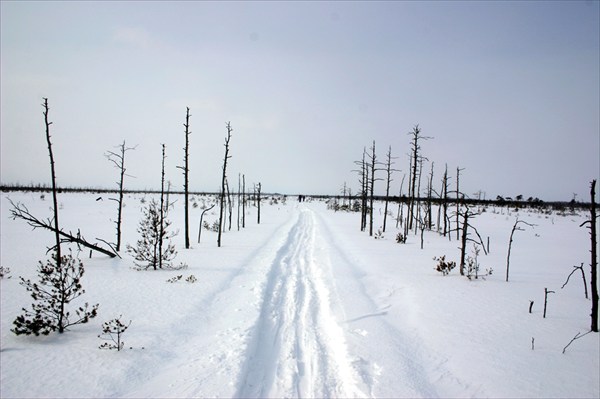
xmin=127 ymin=199 xmax=177 ymax=270
xmin=396 ymin=232 xmax=407 ymax=244
xmin=167 ymin=275 xmax=183 ymax=283
xmin=167 ymin=274 xmax=197 ymax=283
xmin=434 ymin=255 xmax=456 ymax=276
xmin=98 ymin=316 xmax=131 ymax=351
xmin=12 ymin=251 xmax=99 ymax=336
xmin=374 ymin=229 xmax=384 ymax=240
xmin=0 ymin=266 xmax=11 ymax=279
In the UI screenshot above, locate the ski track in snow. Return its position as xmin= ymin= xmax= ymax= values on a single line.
xmin=236 ymin=208 xmax=367 ymax=398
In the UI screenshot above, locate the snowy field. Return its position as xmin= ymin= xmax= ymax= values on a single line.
xmin=0 ymin=191 xmax=598 ymax=398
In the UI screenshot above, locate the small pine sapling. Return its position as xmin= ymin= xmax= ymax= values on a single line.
xmin=0 ymin=266 xmax=11 ymax=279
xmin=434 ymin=255 xmax=456 ymax=276
xmin=186 ymin=274 xmax=197 ymax=283
xmin=166 ymin=275 xmax=183 ymax=283
xmin=12 ymin=251 xmax=99 ymax=336
xmin=127 ymin=199 xmax=177 ymax=270
xmin=98 ymin=316 xmax=131 ymax=351
xmin=396 ymin=232 xmax=407 ymax=244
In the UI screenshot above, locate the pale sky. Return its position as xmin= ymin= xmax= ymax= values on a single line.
xmin=1 ymin=1 xmax=598 ymax=201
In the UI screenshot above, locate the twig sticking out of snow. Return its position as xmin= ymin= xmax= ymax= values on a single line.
xmin=562 ymin=331 xmax=593 ymax=354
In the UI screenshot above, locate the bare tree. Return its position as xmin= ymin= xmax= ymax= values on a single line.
xmin=407 ymin=125 xmax=432 ymax=231
xmin=561 ymin=263 xmax=588 ymax=299
xmin=426 ymin=162 xmax=434 ymax=230
xmin=105 ymin=140 xmax=136 ymax=252
xmin=242 ymin=174 xmax=246 ymax=228
xmin=176 ymin=107 xmax=192 ymax=249
xmin=43 ymin=98 xmax=62 ymax=266
xmin=455 ymin=166 xmax=465 ymax=240
xmin=237 ymin=173 xmax=241 ymax=231
xmin=382 ymin=145 xmax=398 ymax=233
xmin=353 ymin=148 xmax=369 ymax=232
xmin=505 ymin=218 xmax=535 ymax=282
xmin=395 ymin=174 xmax=406 ymax=230
xmin=12 ymin=98 xmax=98 ymax=336
xmin=580 ymin=179 xmax=598 ymax=332
xmin=452 ymin=204 xmax=487 ymax=276
xmin=256 ymin=182 xmax=262 ymax=224
xmin=218 ymin=122 xmax=232 ymax=247
xmin=368 ymin=141 xmax=378 ymax=237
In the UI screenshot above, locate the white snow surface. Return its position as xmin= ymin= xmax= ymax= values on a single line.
xmin=1 ymin=192 xmax=598 ymax=398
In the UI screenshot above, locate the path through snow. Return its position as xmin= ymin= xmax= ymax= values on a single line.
xmin=235 ymin=206 xmax=442 ymax=398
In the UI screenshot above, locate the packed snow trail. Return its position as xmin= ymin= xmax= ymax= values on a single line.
xmin=236 ymin=208 xmax=367 ymax=397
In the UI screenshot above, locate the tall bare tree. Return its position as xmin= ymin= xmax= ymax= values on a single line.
xmin=382 ymin=145 xmax=398 ymax=233
xmin=176 ymin=107 xmax=192 ymax=249
xmin=256 ymin=182 xmax=262 ymax=224
xmin=407 ymin=125 xmax=432 ymax=231
xmin=218 ymin=122 xmax=232 ymax=247
xmin=105 ymin=140 xmax=136 ymax=252
xmin=581 ymin=180 xmax=598 ymax=332
xmin=455 ymin=166 xmax=465 ymax=240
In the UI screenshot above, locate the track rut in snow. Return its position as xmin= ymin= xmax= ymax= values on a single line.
xmin=235 ymin=208 xmax=366 ymax=398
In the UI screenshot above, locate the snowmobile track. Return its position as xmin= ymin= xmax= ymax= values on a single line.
xmin=235 ymin=208 xmax=366 ymax=398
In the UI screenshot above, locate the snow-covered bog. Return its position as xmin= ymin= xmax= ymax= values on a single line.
xmin=1 ymin=192 xmax=598 ymax=398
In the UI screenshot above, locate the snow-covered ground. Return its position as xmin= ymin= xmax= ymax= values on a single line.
xmin=1 ymin=191 xmax=598 ymax=398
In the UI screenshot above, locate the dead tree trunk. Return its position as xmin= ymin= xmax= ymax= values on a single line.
xmin=561 ymin=263 xmax=588 ymax=299
xmin=256 ymin=182 xmax=262 ymax=224
xmin=368 ymin=141 xmax=377 ymax=237
xmin=442 ymin=165 xmax=449 ymax=237
xmin=226 ymin=178 xmax=232 ymax=231
xmin=396 ymin=174 xmax=406 ymax=229
xmin=382 ymin=145 xmax=397 ymax=233
xmin=105 ymin=140 xmax=136 ymax=252
xmin=159 ymin=144 xmax=167 ymax=269
xmin=8 ymin=200 xmax=119 ymax=258
xmin=456 ymin=166 xmax=464 ymax=241
xmin=197 ymin=204 xmax=216 ymax=244
xmin=407 ymin=125 xmax=431 ymax=232
xmin=176 ymin=107 xmax=191 ymax=249
xmin=506 ymin=218 xmax=535 ymax=282
xmin=237 ymin=173 xmax=241 ymax=231
xmin=42 ymin=98 xmax=62 ymax=269
xmin=427 ymin=162 xmax=434 ymax=230
xmin=415 ymin=157 xmax=424 ymax=235
xmin=242 ymin=174 xmax=246 ymax=229
xmin=580 ymin=179 xmax=598 ymax=332
xmin=590 ymin=179 xmax=598 ymax=332
xmin=543 ymin=288 xmax=555 ymax=318
xmin=218 ymin=122 xmax=232 ymax=247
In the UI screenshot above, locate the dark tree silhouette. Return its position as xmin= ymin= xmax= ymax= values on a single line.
xmin=127 ymin=145 xmax=177 ymax=269
xmin=176 ymin=107 xmax=192 ymax=249
xmin=580 ymin=179 xmax=598 ymax=332
xmin=12 ymin=98 xmax=98 ymax=335
xmin=505 ymin=218 xmax=535 ymax=282
xmin=105 ymin=140 xmax=136 ymax=252
xmin=218 ymin=122 xmax=232 ymax=247
xmin=407 ymin=125 xmax=432 ymax=231
xmin=382 ymin=145 xmax=398 ymax=233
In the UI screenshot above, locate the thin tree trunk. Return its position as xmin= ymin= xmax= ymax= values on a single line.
xmin=257 ymin=182 xmax=262 ymax=224
xmin=159 ymin=144 xmax=166 ymax=269
xmin=218 ymin=123 xmax=232 ymax=247
xmin=588 ymin=180 xmax=598 ymax=331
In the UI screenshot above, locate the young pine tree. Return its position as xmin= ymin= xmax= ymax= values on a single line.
xmin=127 ymin=199 xmax=177 ymax=270
xmin=13 ymin=251 xmax=99 ymax=336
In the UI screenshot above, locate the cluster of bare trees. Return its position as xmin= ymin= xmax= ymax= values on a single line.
xmin=8 ymin=98 xmax=270 ymax=337
xmin=348 ymin=123 xmax=598 ymax=335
